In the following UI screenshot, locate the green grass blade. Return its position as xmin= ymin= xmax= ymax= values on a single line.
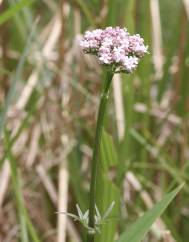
xmin=0 ymin=99 xmax=37 ymax=168
xmin=0 ymin=0 xmax=34 ymax=25
xmin=116 ymin=184 xmax=183 ymax=242
xmin=95 ymin=130 xmax=120 ymax=242
xmin=4 ymin=130 xmax=29 ymax=242
xmin=106 ymin=0 xmax=117 ymax=25
xmin=130 ymin=128 xmax=187 ymax=188
xmin=25 ymin=217 xmax=41 ymax=242
xmin=4 ymin=131 xmax=41 ymax=242
xmin=157 ymin=0 xmax=182 ymax=101
xmin=0 ymin=18 xmax=37 ymax=138
xmin=72 ymin=0 xmax=95 ymax=26
xmin=69 ymin=145 xmax=88 ymax=212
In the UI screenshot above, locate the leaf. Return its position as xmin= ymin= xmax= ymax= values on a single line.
xmin=83 ymin=210 xmax=89 ymax=220
xmin=102 ymin=201 xmax=115 ymax=220
xmin=95 ymin=205 xmax=101 ymax=220
xmin=76 ymin=204 xmax=84 ymax=220
xmin=0 ymin=18 xmax=37 ymax=138
xmin=0 ymin=0 xmax=34 ymax=25
xmin=116 ymin=184 xmax=184 ymax=242
xmin=72 ymin=0 xmax=95 ymax=26
xmin=4 ymin=130 xmax=41 ymax=242
xmin=95 ymin=130 xmax=120 ymax=242
xmin=100 ymin=130 xmax=118 ymax=171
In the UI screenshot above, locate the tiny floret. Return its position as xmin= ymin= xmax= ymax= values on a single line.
xmin=79 ymin=27 xmax=148 ymax=73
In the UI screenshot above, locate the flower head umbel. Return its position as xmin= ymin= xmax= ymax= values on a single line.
xmin=79 ymin=27 xmax=148 ymax=73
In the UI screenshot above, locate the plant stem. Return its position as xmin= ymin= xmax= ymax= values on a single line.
xmin=87 ymin=71 xmax=114 ymax=242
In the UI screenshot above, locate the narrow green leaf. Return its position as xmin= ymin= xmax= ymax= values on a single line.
xmin=0 ymin=99 xmax=37 ymax=168
xmin=4 ymin=131 xmax=41 ymax=242
xmin=76 ymin=204 xmax=84 ymax=219
xmin=72 ymin=0 xmax=95 ymax=26
xmin=116 ymin=184 xmax=184 ymax=242
xmin=0 ymin=0 xmax=34 ymax=25
xmin=0 ymin=17 xmax=37 ymax=138
xmin=130 ymin=129 xmax=187 ymax=188
xmin=106 ymin=0 xmax=117 ymax=25
xmin=7 ymin=153 xmax=29 ymax=242
xmin=95 ymin=131 xmax=120 ymax=242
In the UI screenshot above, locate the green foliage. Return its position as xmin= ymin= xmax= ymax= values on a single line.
xmin=0 ymin=0 xmax=34 ymax=25
xmin=95 ymin=131 xmax=120 ymax=242
xmin=1 ymin=0 xmax=189 ymax=241
xmin=4 ymin=130 xmax=41 ymax=242
xmin=0 ymin=19 xmax=37 ymax=137
xmin=116 ymin=184 xmax=183 ymax=242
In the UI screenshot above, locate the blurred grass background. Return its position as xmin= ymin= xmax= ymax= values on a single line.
xmin=0 ymin=0 xmax=189 ymax=242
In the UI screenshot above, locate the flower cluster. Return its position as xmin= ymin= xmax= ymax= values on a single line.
xmin=79 ymin=27 xmax=148 ymax=73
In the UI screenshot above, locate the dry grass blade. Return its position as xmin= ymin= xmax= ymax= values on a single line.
xmin=113 ymin=74 xmax=125 ymax=141
xmin=150 ymin=0 xmax=164 ymax=80
xmin=0 ymin=161 xmax=10 ymax=207
xmin=57 ymin=161 xmax=69 ymax=242
xmin=36 ymin=165 xmax=58 ymax=205
xmin=183 ymin=0 xmax=189 ymax=19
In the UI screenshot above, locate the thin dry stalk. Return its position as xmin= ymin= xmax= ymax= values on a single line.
xmin=183 ymin=0 xmax=189 ymax=19
xmin=163 ymin=231 xmax=176 ymax=242
xmin=16 ymin=70 xmax=40 ymax=110
xmin=134 ymin=103 xmax=181 ymax=125
xmin=26 ymin=125 xmax=40 ymax=168
xmin=0 ymin=161 xmax=10 ymax=208
xmin=16 ymin=13 xmax=62 ymax=111
xmin=36 ymin=164 xmax=58 ymax=205
xmin=57 ymin=161 xmax=69 ymax=242
xmin=113 ymin=74 xmax=125 ymax=141
xmin=150 ymin=0 xmax=164 ymax=80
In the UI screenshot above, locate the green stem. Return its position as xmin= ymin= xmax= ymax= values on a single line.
xmin=87 ymin=71 xmax=114 ymax=242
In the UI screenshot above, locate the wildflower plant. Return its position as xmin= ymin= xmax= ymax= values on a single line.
xmin=2 ymin=2 xmax=185 ymax=241
xmin=78 ymin=26 xmax=148 ymax=242
xmin=60 ymin=26 xmax=148 ymax=241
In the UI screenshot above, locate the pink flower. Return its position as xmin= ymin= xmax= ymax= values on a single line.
xmin=112 ymin=47 xmax=126 ymax=63
xmin=122 ymin=56 xmax=139 ymax=73
xmin=79 ymin=27 xmax=148 ymax=73
xmin=129 ymin=34 xmax=149 ymax=57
